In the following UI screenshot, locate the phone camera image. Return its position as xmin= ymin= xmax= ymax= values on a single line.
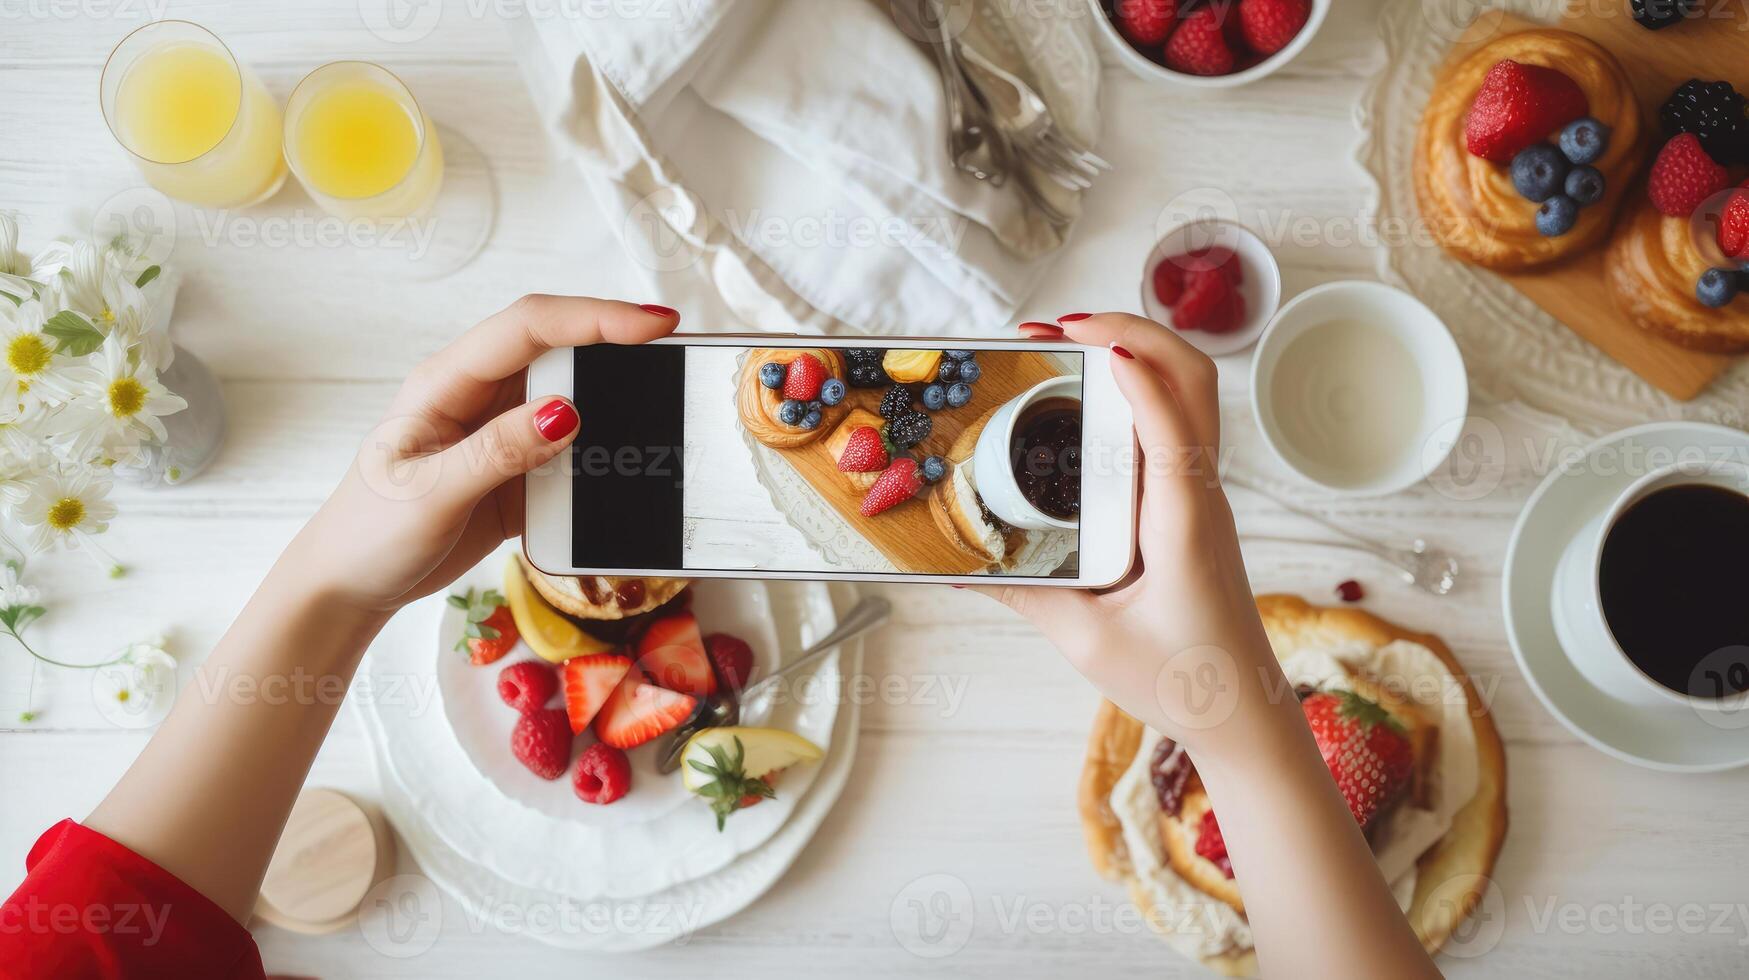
xmin=571 ymin=344 xmax=1086 ymax=578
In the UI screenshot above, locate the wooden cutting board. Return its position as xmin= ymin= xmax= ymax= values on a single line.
xmin=1435 ymin=10 xmax=1747 ymax=400
xmin=747 ymin=352 xmax=1064 ymax=574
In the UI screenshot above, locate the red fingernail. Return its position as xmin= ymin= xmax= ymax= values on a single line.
xmin=640 ymin=304 xmax=678 ymax=318
xmin=534 ymin=399 xmax=579 ymax=441
xmin=1058 ymin=313 xmax=1092 ymax=323
xmin=1018 ymin=321 xmax=1065 ymax=336
xmin=1110 ymin=344 xmax=1135 ymax=360
xmin=951 ymin=584 xmax=965 ymax=590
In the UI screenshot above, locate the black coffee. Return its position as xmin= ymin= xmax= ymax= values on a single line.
xmin=1597 ymin=483 xmax=1749 ymax=698
xmin=1009 ymin=397 xmax=1081 ymax=521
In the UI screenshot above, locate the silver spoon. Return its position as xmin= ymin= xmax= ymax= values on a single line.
xmin=655 ymin=596 xmax=893 ymax=774
xmin=1227 ymin=476 xmax=1461 ymax=596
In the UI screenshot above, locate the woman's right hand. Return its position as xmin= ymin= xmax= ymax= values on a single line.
xmin=981 ymin=313 xmax=1284 ymax=756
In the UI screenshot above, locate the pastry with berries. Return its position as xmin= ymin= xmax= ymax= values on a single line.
xmin=1604 ymin=83 xmax=1749 ymax=353
xmin=737 ymin=348 xmax=851 ymax=448
xmin=1413 ymin=30 xmax=1644 ymax=270
xmin=1078 ymin=596 xmax=1507 ymax=973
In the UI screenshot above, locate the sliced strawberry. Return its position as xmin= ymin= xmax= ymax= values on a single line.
xmin=593 ymin=676 xmax=698 ymax=750
xmin=635 ymin=611 xmax=716 ymax=697
xmin=837 ymin=425 xmax=890 ymax=473
xmin=860 ymin=457 xmax=923 ymax=517
xmin=560 ymin=653 xmax=633 ymax=735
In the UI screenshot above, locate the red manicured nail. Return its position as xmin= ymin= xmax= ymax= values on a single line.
xmin=639 ymin=304 xmax=678 ymax=318
xmin=951 ymin=584 xmax=965 ymax=590
xmin=1018 ymin=321 xmax=1065 ymax=336
xmin=534 ymin=399 xmax=579 ymax=441
xmin=1110 ymin=344 xmax=1135 ymax=360
xmin=1058 ymin=313 xmax=1093 ymax=323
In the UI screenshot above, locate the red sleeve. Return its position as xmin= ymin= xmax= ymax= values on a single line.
xmin=0 ymin=819 xmax=265 ymax=980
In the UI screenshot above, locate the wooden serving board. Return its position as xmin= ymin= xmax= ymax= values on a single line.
xmin=1437 ymin=10 xmax=1747 ymax=400
xmin=751 ymin=352 xmax=1064 ymax=575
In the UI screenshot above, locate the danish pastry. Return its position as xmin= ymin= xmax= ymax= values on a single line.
xmin=735 ymin=348 xmax=849 ymax=449
xmin=1605 ymin=194 xmax=1749 ymax=352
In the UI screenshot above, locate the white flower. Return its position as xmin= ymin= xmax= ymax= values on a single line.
xmin=0 ymin=562 xmax=39 ymax=609
xmin=9 ymin=466 xmax=117 ymax=553
xmin=91 ymin=637 xmax=177 ymax=729
xmin=34 ymin=240 xmax=144 ymax=327
xmin=41 ymin=333 xmax=185 ymax=464
xmin=0 ymin=213 xmax=36 ymax=302
xmin=0 ymin=299 xmax=62 ymax=423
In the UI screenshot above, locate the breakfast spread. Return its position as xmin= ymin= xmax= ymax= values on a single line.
xmin=1078 ymin=596 xmax=1506 ymax=974
xmin=1603 ymin=80 xmax=1749 ymax=352
xmin=453 ymin=556 xmax=821 ymax=827
xmin=1414 ymin=29 xmax=1644 ymax=270
xmin=1109 ymin=0 xmax=1313 ymax=77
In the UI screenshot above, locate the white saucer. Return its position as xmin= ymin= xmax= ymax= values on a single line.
xmin=1503 ymin=421 xmax=1749 ymax=772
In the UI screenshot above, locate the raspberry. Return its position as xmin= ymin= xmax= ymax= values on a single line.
xmin=510 ymin=708 xmax=572 ymax=781
xmin=1716 ymin=183 xmax=1749 ymax=259
xmin=1238 ymin=0 xmax=1309 ymax=56
xmin=704 ymin=633 xmax=755 ymax=690
xmin=1114 ymin=0 xmax=1178 ymax=46
xmin=1173 ymin=268 xmax=1236 ymax=332
xmin=1152 ymin=258 xmax=1185 ymax=307
xmin=572 ymin=742 xmax=632 ymax=804
xmin=497 ymin=661 xmax=558 ymax=714
xmin=1163 ymin=8 xmax=1235 ymax=77
xmin=1648 ymin=133 xmax=1730 ymax=218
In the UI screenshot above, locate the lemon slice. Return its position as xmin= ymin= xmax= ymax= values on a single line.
xmin=680 ymin=726 xmax=824 ymax=793
xmin=501 ymin=554 xmax=612 ymax=663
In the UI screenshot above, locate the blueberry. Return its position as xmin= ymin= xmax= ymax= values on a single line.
xmin=921 ymin=455 xmax=947 ymax=484
xmin=777 ymin=399 xmax=805 ymax=426
xmin=1511 ymin=144 xmax=1570 ymax=203
xmin=1536 ymin=195 xmax=1579 ymax=237
xmin=800 ymin=408 xmax=823 ymax=430
xmin=819 ymin=378 xmax=846 ymax=406
xmin=945 ymin=382 xmax=973 ymax=408
xmin=1558 ymin=117 xmax=1611 ymax=165
xmin=1697 ymin=267 xmax=1742 ymax=308
xmin=920 ymin=384 xmax=945 ymax=411
xmin=956 ymin=359 xmax=981 ymax=383
xmin=937 ymin=359 xmax=960 ymax=383
xmin=1565 ymin=166 xmax=1605 ymax=206
xmin=945 ymin=350 xmax=973 ymax=360
xmin=759 ymin=362 xmax=786 ymax=389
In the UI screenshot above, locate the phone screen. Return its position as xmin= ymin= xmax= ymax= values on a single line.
xmin=571 ymin=344 xmax=1085 ymax=578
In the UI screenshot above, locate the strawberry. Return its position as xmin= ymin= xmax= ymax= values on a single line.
xmin=1718 ymin=183 xmax=1749 ymax=259
xmin=704 ymin=632 xmax=755 ymax=690
xmin=635 ymin=611 xmax=716 ymax=697
xmin=450 ymin=588 xmax=519 ymax=665
xmin=837 ymin=425 xmax=890 ymax=473
xmin=593 ymin=676 xmax=698 ymax=750
xmin=859 ymin=457 xmax=923 ymax=517
xmin=1164 ymin=8 xmax=1235 ymax=77
xmin=1205 ymin=285 xmax=1248 ymax=335
xmin=1463 ymin=60 xmax=1589 ymax=164
xmin=781 ymin=354 xmax=828 ymax=402
xmin=510 ymin=708 xmax=572 ymax=780
xmin=498 ymin=661 xmax=558 ymax=715
xmin=1650 ymin=133 xmax=1732 ymax=218
xmin=1301 ymin=690 xmax=1414 ymax=830
xmin=573 ymin=742 xmax=632 ymax=804
xmin=1237 ymin=0 xmax=1309 ymax=56
xmin=561 ymin=653 xmax=632 ymax=734
xmin=1173 ymin=267 xmax=1235 ymax=332
xmin=1114 ymin=0 xmax=1178 ymax=45
xmin=1184 ymin=246 xmax=1244 ymax=286
xmin=1152 ymin=257 xmax=1186 ymax=307
xmin=1193 ymin=808 xmax=1234 ymax=878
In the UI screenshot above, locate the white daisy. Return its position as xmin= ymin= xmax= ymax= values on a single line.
xmin=91 ymin=637 xmax=178 ymax=729
xmin=0 ymin=212 xmax=37 ymax=302
xmin=0 ymin=299 xmax=61 ymax=423
xmin=35 ymin=240 xmax=147 ymax=334
xmin=10 ymin=466 xmax=118 ymax=554
xmin=0 ymin=561 xmax=39 ymax=610
xmin=41 ymin=332 xmax=186 ymax=464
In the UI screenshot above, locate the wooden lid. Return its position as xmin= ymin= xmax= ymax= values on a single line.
xmin=253 ymin=788 xmax=395 ymax=934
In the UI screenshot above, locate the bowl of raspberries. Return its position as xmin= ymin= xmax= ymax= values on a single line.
xmin=1092 ymin=0 xmax=1327 ymax=87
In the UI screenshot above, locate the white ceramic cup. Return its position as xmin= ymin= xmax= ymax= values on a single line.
xmin=1549 ymin=458 xmax=1749 ymax=711
xmin=973 ymin=375 xmax=1081 ymax=532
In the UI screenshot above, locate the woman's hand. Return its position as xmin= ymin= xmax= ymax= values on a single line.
xmin=287 ymin=295 xmax=678 ymax=612
xmin=986 ymin=313 xmax=1282 ymax=757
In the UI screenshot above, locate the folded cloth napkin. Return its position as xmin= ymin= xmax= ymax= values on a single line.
xmin=506 ymin=0 xmax=1101 ymax=335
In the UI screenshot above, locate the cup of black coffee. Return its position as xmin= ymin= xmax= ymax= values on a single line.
xmin=1550 ymin=459 xmax=1749 ymax=710
xmin=972 ymin=376 xmax=1081 ymax=532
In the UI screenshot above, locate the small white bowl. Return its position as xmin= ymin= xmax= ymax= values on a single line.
xmin=1250 ymin=281 xmax=1469 ymax=497
xmin=1087 ymin=0 xmax=1331 ymax=89
xmin=1140 ymin=218 xmax=1281 ymax=357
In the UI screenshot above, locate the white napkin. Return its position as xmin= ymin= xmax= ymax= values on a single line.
xmin=505 ymin=0 xmax=1101 ymax=335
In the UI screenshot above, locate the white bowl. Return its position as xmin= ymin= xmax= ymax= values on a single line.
xmin=1087 ymin=0 xmax=1331 ymax=89
xmin=1250 ymin=281 xmax=1469 ymax=496
xmin=1140 ymin=218 xmax=1281 ymax=356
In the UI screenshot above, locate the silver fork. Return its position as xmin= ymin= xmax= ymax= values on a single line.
xmin=890 ymin=0 xmax=1009 ymax=185
xmin=1227 ymin=476 xmax=1461 ymax=596
xmin=955 ymin=40 xmax=1111 ymax=191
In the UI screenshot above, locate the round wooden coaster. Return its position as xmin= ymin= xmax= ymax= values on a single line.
xmin=253 ymin=788 xmax=396 ymax=934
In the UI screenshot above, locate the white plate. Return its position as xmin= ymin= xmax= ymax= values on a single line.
xmin=437 ymin=566 xmax=782 ymax=826
xmin=1503 ymin=421 xmax=1749 ymax=773
xmin=357 ymin=548 xmax=843 ymax=900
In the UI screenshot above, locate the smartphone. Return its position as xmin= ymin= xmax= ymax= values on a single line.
xmin=524 ymin=336 xmax=1137 ymax=588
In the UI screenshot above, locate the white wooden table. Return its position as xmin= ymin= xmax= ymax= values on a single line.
xmin=5 ymin=2 xmax=1748 ymax=976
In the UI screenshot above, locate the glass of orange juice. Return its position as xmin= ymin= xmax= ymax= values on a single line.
xmin=284 ymin=62 xmax=444 ymax=220
xmin=100 ymin=21 xmax=287 ymax=209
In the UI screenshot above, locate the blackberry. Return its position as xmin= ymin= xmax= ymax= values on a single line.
xmin=886 ymin=411 xmax=932 ymax=449
xmin=1660 ymin=80 xmax=1749 ymax=166
xmin=879 ymin=384 xmax=914 ymax=421
xmin=845 ymin=348 xmax=884 ymax=365
xmin=1632 ymin=0 xmax=1697 ymax=30
xmin=848 ymin=362 xmax=888 ymax=388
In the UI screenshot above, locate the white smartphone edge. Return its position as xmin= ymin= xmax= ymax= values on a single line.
xmin=524 ymin=335 xmax=1138 ymax=589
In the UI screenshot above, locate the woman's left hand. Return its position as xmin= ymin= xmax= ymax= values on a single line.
xmin=286 ymin=295 xmax=677 ymax=612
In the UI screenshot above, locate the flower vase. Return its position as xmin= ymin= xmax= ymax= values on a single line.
xmin=114 ymin=344 xmax=225 ymax=488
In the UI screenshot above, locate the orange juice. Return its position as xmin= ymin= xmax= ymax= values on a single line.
xmin=285 ymin=63 xmax=443 ymax=219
